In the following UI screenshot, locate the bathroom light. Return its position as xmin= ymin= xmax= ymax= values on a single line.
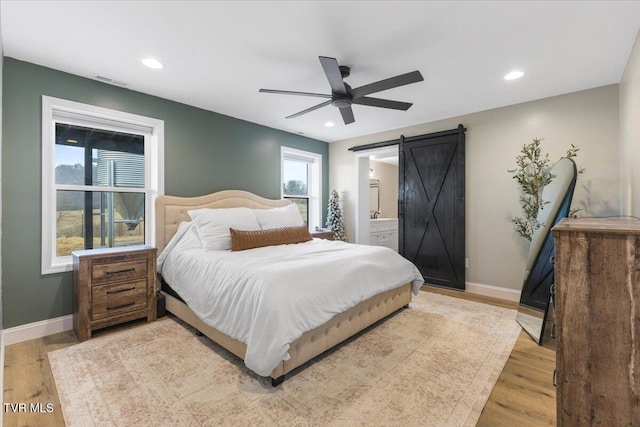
xmin=324 ymin=121 xmax=335 ymax=127
xmin=504 ymin=70 xmax=524 ymax=80
xmin=141 ymin=58 xmax=164 ymax=69
xmin=66 ymin=139 xmax=78 ymax=144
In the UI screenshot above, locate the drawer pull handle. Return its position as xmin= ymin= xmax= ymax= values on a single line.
xmin=106 ymin=268 xmax=136 ymax=275
xmin=106 ymin=286 xmax=135 ymax=294
xmin=107 ymin=301 xmax=135 ymax=310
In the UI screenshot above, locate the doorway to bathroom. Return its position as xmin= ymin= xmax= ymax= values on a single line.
xmin=353 ymin=145 xmax=399 ymax=251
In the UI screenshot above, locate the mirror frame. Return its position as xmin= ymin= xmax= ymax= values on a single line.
xmin=516 ymin=157 xmax=577 ymax=345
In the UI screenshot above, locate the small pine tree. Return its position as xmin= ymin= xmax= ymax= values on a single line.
xmin=326 ymin=189 xmax=346 ymax=241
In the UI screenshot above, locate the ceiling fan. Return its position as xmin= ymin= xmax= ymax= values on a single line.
xmin=259 ymin=56 xmax=424 ymax=125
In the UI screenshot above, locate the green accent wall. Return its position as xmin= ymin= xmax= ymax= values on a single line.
xmin=2 ymin=57 xmax=329 ymax=328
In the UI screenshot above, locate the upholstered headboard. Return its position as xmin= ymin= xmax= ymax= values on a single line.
xmin=155 ymin=190 xmax=291 ymax=253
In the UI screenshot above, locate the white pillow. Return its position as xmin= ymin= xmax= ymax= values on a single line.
xmin=188 ymin=207 xmax=261 ymax=251
xmin=252 ymin=204 xmax=305 ymax=230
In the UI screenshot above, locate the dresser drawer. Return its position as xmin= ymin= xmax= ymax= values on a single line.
xmin=91 ymin=259 xmax=148 ymax=284
xmin=91 ymin=279 xmax=148 ymax=319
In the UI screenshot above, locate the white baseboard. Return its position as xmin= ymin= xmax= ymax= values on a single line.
xmin=465 ymin=281 xmax=521 ymax=302
xmin=3 ymin=314 xmax=73 ymax=346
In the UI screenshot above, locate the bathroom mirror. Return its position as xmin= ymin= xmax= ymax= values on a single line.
xmin=369 ymin=179 xmax=380 ymax=216
xmin=516 ymin=157 xmax=577 ymax=345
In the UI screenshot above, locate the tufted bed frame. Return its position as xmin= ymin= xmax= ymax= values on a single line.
xmin=155 ymin=190 xmax=412 ymax=386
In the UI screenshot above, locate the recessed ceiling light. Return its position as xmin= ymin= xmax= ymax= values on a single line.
xmin=324 ymin=121 xmax=335 ymax=128
xmin=141 ymin=58 xmax=164 ymax=69
xmin=504 ymin=70 xmax=524 ymax=80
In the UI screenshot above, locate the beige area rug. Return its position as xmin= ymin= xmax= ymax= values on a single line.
xmin=48 ymin=292 xmax=520 ymax=427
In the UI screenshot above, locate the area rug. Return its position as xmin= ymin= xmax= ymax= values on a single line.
xmin=48 ymin=291 xmax=520 ymax=427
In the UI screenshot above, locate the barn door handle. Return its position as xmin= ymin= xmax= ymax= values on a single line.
xmin=398 ymin=199 xmax=403 ymax=218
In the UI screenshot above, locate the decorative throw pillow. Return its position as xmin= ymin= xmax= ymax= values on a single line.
xmin=252 ymin=204 xmax=304 ymax=230
xmin=230 ymin=226 xmax=312 ymax=251
xmin=188 ymin=207 xmax=261 ymax=251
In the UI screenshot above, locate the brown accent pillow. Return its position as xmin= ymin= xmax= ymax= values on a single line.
xmin=230 ymin=226 xmax=313 ymax=251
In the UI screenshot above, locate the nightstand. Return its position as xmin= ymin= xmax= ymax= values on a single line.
xmin=72 ymin=245 xmax=157 ymax=342
xmin=311 ymin=230 xmax=335 ymax=240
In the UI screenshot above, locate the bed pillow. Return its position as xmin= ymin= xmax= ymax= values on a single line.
xmin=252 ymin=204 xmax=305 ymax=230
xmin=230 ymin=226 xmax=312 ymax=251
xmin=188 ymin=207 xmax=261 ymax=251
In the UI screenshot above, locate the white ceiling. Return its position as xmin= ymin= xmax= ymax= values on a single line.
xmin=2 ymin=1 xmax=639 ymax=143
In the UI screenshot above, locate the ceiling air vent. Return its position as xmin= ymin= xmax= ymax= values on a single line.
xmin=93 ymin=75 xmax=128 ymax=88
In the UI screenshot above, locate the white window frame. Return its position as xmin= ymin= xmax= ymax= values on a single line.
xmin=280 ymin=146 xmax=322 ymax=231
xmin=41 ymin=96 xmax=164 ymax=274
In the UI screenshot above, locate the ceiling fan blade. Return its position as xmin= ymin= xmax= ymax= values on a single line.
xmin=351 ymin=71 xmax=424 ymax=98
xmin=285 ymin=100 xmax=332 ymax=119
xmin=319 ymin=56 xmax=347 ymax=95
xmin=353 ymin=97 xmax=413 ymax=111
xmin=259 ymin=89 xmax=331 ymax=98
xmin=340 ymin=106 xmax=355 ymax=125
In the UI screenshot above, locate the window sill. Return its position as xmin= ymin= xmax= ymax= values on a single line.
xmin=42 ymin=262 xmax=73 ymax=275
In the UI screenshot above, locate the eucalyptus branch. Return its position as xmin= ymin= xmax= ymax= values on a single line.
xmin=508 ymin=138 xmax=584 ymax=241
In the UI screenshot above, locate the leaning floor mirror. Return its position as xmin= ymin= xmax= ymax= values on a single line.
xmin=516 ymin=157 xmax=577 ymax=345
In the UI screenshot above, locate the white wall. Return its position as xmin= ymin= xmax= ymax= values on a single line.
xmin=330 ymin=85 xmax=620 ymax=291
xmin=370 ymin=160 xmax=398 ymax=218
xmin=620 ymin=29 xmax=640 ymax=216
xmin=1 ymin=5 xmax=5 ymax=421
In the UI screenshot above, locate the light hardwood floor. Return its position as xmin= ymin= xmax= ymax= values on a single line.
xmin=3 ymin=287 xmax=556 ymax=427
xmin=428 ymin=286 xmax=557 ymax=427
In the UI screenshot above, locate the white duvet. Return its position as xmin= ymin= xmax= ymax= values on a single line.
xmin=158 ymin=222 xmax=424 ymax=376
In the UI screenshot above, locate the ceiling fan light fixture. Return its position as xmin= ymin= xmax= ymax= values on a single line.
xmin=141 ymin=57 xmax=164 ymax=69
xmin=504 ymin=70 xmax=524 ymax=80
xmin=331 ymin=97 xmax=353 ymax=108
xmin=324 ymin=121 xmax=335 ymax=128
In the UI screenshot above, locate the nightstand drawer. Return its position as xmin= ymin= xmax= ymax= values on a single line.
xmin=91 ymin=259 xmax=148 ymax=284
xmin=92 ymin=280 xmax=148 ymax=319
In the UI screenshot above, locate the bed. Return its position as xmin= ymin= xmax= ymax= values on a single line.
xmin=155 ymin=190 xmax=423 ymax=386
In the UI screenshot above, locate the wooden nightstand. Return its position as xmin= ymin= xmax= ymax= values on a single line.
xmin=72 ymin=245 xmax=157 ymax=342
xmin=311 ymin=230 xmax=335 ymax=240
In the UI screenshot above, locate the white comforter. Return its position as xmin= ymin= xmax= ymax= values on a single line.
xmin=158 ymin=222 xmax=424 ymax=376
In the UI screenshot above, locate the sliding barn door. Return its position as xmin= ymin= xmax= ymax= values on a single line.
xmin=399 ymin=125 xmax=465 ymax=290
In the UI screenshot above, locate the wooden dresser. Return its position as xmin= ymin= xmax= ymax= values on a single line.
xmin=552 ymin=218 xmax=640 ymax=426
xmin=72 ymin=245 xmax=157 ymax=342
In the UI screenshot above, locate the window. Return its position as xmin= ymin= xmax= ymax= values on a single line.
xmin=281 ymin=147 xmax=322 ymax=230
xmin=42 ymin=96 xmax=164 ymax=274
